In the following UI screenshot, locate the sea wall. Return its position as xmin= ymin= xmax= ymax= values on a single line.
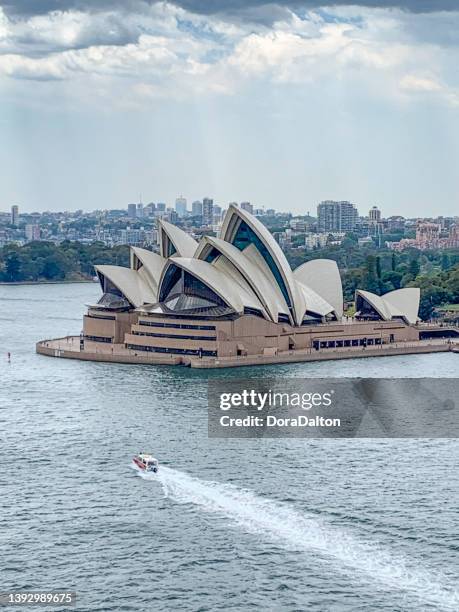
xmin=36 ymin=336 xmax=456 ymax=369
xmin=190 ymin=342 xmax=452 ymax=368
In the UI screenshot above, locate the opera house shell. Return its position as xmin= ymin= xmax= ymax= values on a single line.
xmin=82 ymin=205 xmax=422 ymax=365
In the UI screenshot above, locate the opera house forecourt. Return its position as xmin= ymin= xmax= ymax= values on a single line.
xmin=37 ymin=205 xmax=459 ymax=368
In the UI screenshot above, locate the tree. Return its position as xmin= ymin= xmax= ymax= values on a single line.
xmin=409 ymin=257 xmax=420 ymax=278
xmin=342 ymin=268 xmax=365 ymax=301
xmin=5 ymin=251 xmax=23 ymax=281
xmin=441 ymin=252 xmax=450 ymax=271
xmin=42 ymin=252 xmax=73 ymax=280
xmin=364 ymin=255 xmax=380 ymax=293
xmin=381 ymin=270 xmax=403 ymax=290
xmin=448 ymin=268 xmax=459 ymax=302
xmin=376 ymin=256 xmax=382 ymax=279
xmin=418 ymin=285 xmax=451 ymax=320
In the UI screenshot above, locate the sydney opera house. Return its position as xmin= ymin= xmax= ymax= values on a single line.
xmin=59 ymin=203 xmax=431 ymax=367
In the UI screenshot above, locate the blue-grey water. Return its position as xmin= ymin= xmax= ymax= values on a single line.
xmin=1 ymin=283 xmax=458 ymax=612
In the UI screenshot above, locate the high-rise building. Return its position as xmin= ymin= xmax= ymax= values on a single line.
xmin=369 ymin=206 xmax=381 ymax=223
xmin=317 ymin=200 xmax=358 ymax=232
xmin=25 ymin=224 xmax=40 ymax=241
xmin=202 ymin=197 xmax=214 ymax=226
xmin=156 ymin=202 xmax=166 ymax=212
xmin=11 ymin=205 xmax=19 ymax=226
xmin=240 ymin=201 xmax=253 ymax=214
xmin=416 ymin=222 xmax=441 ymax=248
xmin=136 ymin=203 xmax=144 ymax=218
xmin=168 ymin=210 xmax=179 ymax=224
xmin=192 ymin=200 xmax=203 ymax=216
xmin=128 ymin=203 xmax=137 ymax=219
xmin=175 ymin=196 xmax=187 ymax=217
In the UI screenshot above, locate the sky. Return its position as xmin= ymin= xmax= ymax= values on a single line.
xmin=0 ymin=0 xmax=458 ymax=217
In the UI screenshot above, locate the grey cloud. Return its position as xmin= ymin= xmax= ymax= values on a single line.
xmin=3 ymin=0 xmax=459 ymax=17
xmin=13 ymin=15 xmax=145 ymax=56
xmin=174 ymin=0 xmax=459 ymax=14
xmin=1 ymin=0 xmax=151 ymax=17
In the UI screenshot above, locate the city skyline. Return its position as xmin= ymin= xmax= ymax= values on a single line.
xmin=1 ymin=1 xmax=459 ymax=214
xmin=2 ymin=198 xmax=458 ymax=253
xmin=1 ymin=198 xmax=458 ymax=219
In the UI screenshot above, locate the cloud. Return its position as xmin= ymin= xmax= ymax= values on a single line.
xmin=399 ymin=74 xmax=442 ymax=92
xmin=174 ymin=0 xmax=459 ymax=17
xmin=399 ymin=73 xmax=459 ymax=106
xmin=3 ymin=0 xmax=459 ymax=18
xmin=0 ymin=1 xmax=458 ymax=112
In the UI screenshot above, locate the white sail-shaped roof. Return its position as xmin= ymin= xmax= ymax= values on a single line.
xmin=356 ymin=288 xmax=420 ymax=324
xmin=158 ymin=219 xmax=198 ymax=258
xmin=90 ymin=206 xmax=423 ymax=327
xmin=211 ymin=256 xmax=268 ymax=318
xmin=241 ymin=243 xmax=293 ymax=321
xmin=220 ymin=204 xmax=305 ymax=325
xmin=95 ymin=265 xmax=156 ymax=308
xmin=296 ymin=281 xmax=335 ymax=318
xmin=383 ymin=288 xmax=420 ymax=325
xmin=356 ymin=290 xmax=392 ymax=320
xmin=293 ymin=259 xmax=343 ymax=319
xmin=131 ymin=247 xmax=166 ymax=298
xmin=158 ymin=257 xmax=264 ymax=315
xmin=195 ymin=236 xmax=287 ymax=322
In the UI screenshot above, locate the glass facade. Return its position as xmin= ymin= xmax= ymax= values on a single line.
xmin=204 ymin=247 xmax=221 ymax=263
xmin=278 ymin=314 xmax=290 ymax=324
xmin=159 ymin=265 xmax=233 ymax=316
xmin=243 ymin=307 xmax=264 ymax=318
xmin=97 ymin=292 xmax=131 ymax=310
xmin=97 ymin=274 xmax=132 ymax=309
xmin=231 ymin=219 xmax=292 ymax=311
xmin=301 ymin=311 xmax=323 ymax=325
xmin=355 ymin=296 xmax=382 ymax=320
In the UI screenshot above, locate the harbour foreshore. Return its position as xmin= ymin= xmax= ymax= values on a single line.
xmin=36 ymin=336 xmax=458 ymax=369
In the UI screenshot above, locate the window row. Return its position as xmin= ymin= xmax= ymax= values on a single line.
xmin=126 ymin=343 xmax=217 ymax=357
xmin=85 ymin=335 xmax=112 ymax=343
xmin=133 ymin=331 xmax=216 ymax=342
xmin=138 ymin=320 xmax=215 ymax=331
xmin=312 ymin=337 xmax=382 ymax=349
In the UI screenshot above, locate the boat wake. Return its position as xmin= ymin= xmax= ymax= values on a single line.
xmin=136 ymin=466 xmax=458 ymax=610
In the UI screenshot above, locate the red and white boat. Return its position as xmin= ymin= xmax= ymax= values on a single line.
xmin=133 ymin=453 xmax=159 ymax=473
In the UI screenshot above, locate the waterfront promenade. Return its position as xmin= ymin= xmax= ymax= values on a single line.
xmin=36 ymin=335 xmax=459 ymax=369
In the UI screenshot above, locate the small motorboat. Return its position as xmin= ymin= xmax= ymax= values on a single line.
xmin=133 ymin=453 xmax=159 ymax=473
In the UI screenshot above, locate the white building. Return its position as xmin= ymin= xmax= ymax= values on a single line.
xmin=175 ymin=196 xmax=187 ymax=217
xmin=305 ymin=233 xmax=329 ymax=250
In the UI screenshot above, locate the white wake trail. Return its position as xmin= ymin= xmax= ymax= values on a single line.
xmin=139 ymin=466 xmax=458 ymax=610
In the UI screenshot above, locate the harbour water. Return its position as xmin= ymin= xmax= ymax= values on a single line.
xmin=1 ymin=283 xmax=458 ymax=611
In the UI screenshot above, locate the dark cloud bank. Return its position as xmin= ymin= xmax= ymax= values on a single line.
xmin=3 ymin=0 xmax=459 ymax=17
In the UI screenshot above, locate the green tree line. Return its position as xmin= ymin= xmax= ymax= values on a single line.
xmin=1 ymin=239 xmax=458 ymax=320
xmin=0 ymin=241 xmax=129 ymax=282
xmin=288 ymin=241 xmax=459 ymax=320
